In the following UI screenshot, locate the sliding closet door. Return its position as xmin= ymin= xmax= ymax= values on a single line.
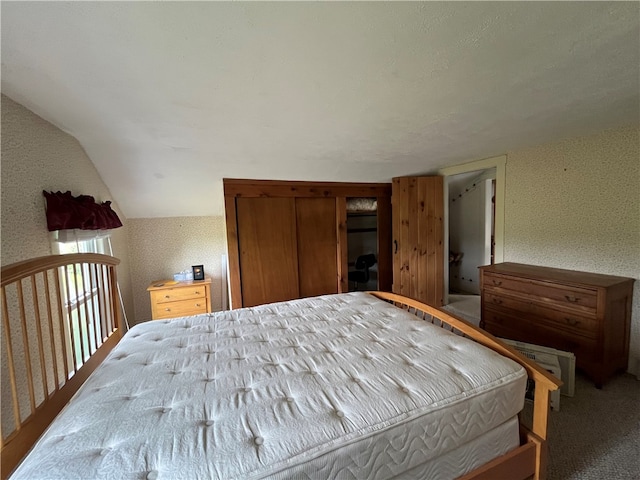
xmin=392 ymin=176 xmax=444 ymax=306
xmin=295 ymin=198 xmax=339 ymax=297
xmin=236 ymin=197 xmax=300 ymax=307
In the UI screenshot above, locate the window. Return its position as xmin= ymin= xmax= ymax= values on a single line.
xmin=51 ymin=231 xmax=113 ymax=372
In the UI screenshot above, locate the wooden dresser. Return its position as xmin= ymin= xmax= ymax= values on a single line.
xmin=479 ymin=263 xmax=634 ymax=387
xmin=147 ymin=277 xmax=212 ymax=320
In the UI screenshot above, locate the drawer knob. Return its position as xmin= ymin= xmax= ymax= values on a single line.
xmin=194 ymin=291 xmax=200 ymax=294
xmin=492 ymin=280 xmax=502 ymax=286
xmin=165 ymin=308 xmax=171 ymax=312
xmin=164 ymin=295 xmax=170 ymax=299
xmin=565 ymin=295 xmax=580 ymax=303
xmin=565 ymin=317 xmax=581 ymax=327
xmin=195 ymin=303 xmax=201 ymax=307
xmin=492 ymin=298 xmax=503 ymax=305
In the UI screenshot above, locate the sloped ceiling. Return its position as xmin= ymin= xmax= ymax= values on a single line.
xmin=2 ymin=2 xmax=638 ymax=218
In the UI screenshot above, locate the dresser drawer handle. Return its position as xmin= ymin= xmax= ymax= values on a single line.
xmin=194 ymin=291 xmax=200 ymax=295
xmin=565 ymin=295 xmax=580 ymax=303
xmin=165 ymin=308 xmax=171 ymax=312
xmin=492 ymin=280 xmax=502 ymax=286
xmin=491 ymin=298 xmax=503 ymax=305
xmin=164 ymin=295 xmax=171 ymax=299
xmin=565 ymin=317 xmax=581 ymax=327
xmin=195 ymin=303 xmax=201 ymax=307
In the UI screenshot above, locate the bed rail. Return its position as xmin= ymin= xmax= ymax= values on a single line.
xmin=370 ymin=291 xmax=562 ymax=480
xmin=1 ymin=254 xmax=122 ymax=478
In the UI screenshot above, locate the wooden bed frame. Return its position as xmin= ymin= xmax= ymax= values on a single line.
xmin=1 ymin=254 xmax=560 ymax=480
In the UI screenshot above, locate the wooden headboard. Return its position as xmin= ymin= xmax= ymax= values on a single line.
xmin=1 ymin=254 xmax=122 ymax=477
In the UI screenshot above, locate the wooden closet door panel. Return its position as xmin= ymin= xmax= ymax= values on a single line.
xmin=419 ymin=177 xmax=444 ymax=306
xmin=392 ymin=176 xmax=444 ymax=306
xmin=236 ymin=197 xmax=300 ymax=307
xmin=296 ymin=197 xmax=339 ymax=297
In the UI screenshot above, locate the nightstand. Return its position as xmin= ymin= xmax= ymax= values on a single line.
xmin=147 ymin=277 xmax=212 ymax=320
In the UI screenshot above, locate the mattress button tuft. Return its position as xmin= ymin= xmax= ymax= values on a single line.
xmin=205 ymin=420 xmax=214 ymax=427
xmin=286 ymin=396 xmax=295 ymax=403
xmin=254 ymin=436 xmax=264 ymax=445
xmin=146 ymin=470 xmax=158 ymax=480
xmin=335 ymin=410 xmax=344 ymax=418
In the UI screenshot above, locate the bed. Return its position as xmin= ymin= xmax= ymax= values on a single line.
xmin=1 ymin=254 xmax=561 ymax=480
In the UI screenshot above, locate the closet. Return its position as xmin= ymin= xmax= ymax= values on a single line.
xmin=224 ymin=179 xmax=392 ymax=308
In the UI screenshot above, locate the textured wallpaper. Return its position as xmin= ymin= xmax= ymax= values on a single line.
xmin=1 ymin=95 xmax=134 ymax=315
xmin=505 ymin=125 xmax=640 ymax=375
xmin=126 ymin=216 xmax=228 ymax=324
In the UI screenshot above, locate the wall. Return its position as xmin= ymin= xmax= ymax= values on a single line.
xmin=126 ymin=216 xmax=227 ymax=323
xmin=0 ymin=95 xmax=134 ymax=320
xmin=504 ymin=125 xmax=640 ymax=376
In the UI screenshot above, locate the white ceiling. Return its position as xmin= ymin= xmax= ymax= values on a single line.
xmin=2 ymin=2 xmax=639 ymax=218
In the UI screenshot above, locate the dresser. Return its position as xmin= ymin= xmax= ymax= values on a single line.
xmin=147 ymin=277 xmax=212 ymax=320
xmin=479 ymin=263 xmax=634 ymax=387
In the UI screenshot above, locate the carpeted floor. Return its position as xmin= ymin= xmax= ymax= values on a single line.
xmin=545 ymin=372 xmax=640 ymax=479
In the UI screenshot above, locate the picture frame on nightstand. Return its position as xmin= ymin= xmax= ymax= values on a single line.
xmin=192 ymin=265 xmax=205 ymax=281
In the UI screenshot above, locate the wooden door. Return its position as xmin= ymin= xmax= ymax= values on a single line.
xmin=392 ymin=176 xmax=444 ymax=306
xmin=295 ymin=198 xmax=339 ymax=297
xmin=236 ymin=197 xmax=300 ymax=307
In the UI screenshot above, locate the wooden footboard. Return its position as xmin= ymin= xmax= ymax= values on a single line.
xmin=1 ymin=254 xmax=122 ymax=478
xmin=370 ymin=291 xmax=562 ymax=480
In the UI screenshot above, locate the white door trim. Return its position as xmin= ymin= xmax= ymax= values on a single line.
xmin=438 ymin=155 xmax=506 ymax=304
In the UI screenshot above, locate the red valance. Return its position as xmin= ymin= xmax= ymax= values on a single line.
xmin=43 ymin=191 xmax=123 ymax=232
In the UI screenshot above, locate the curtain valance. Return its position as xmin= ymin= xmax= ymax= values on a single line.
xmin=43 ymin=190 xmax=123 ymax=232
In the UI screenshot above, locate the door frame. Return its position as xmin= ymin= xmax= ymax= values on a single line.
xmin=438 ymin=155 xmax=506 ymax=304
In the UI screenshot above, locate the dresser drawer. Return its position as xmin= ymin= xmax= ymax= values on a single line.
xmin=151 ymin=286 xmax=208 ymax=304
xmin=152 ymin=298 xmax=208 ymax=319
xmin=531 ymin=322 xmax=597 ymax=366
xmin=483 ymin=273 xmax=597 ymax=311
xmin=482 ymin=308 xmax=534 ymax=339
xmin=484 ymin=292 xmax=597 ymax=338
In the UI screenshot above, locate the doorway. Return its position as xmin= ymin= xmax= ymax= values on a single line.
xmin=438 ymin=155 xmax=506 ymax=324
xmin=448 ymin=169 xmax=495 ymax=295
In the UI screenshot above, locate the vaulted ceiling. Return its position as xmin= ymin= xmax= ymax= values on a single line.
xmin=2 ymin=2 xmax=638 ymax=218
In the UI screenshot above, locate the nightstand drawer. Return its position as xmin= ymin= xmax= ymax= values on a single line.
xmin=151 ymin=286 xmax=208 ymax=304
xmin=152 ymin=298 xmax=208 ymax=319
xmin=483 ymin=273 xmax=597 ymax=311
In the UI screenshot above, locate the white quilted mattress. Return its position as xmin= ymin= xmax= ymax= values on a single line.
xmin=11 ymin=292 xmax=526 ymax=480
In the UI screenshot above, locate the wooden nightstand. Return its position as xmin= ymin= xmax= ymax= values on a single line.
xmin=147 ymin=277 xmax=212 ymax=320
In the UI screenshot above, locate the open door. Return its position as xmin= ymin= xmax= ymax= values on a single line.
xmin=392 ymin=176 xmax=444 ymax=306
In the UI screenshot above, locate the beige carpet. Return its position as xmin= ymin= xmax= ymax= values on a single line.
xmin=542 ymin=373 xmax=639 ymax=479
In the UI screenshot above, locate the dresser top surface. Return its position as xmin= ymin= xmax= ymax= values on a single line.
xmin=479 ymin=263 xmax=634 ymax=288
xmin=147 ymin=277 xmax=212 ymax=291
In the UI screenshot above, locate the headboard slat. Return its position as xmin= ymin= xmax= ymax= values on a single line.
xmin=32 ymin=275 xmax=50 ymax=402
xmin=16 ymin=280 xmax=37 ymax=416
